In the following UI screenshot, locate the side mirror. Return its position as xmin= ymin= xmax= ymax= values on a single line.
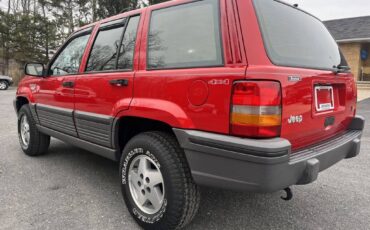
xmin=25 ymin=63 xmax=45 ymax=77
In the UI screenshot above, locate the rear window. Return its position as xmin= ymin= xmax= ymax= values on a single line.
xmin=254 ymin=0 xmax=344 ymax=70
xmin=147 ymin=0 xmax=223 ymax=69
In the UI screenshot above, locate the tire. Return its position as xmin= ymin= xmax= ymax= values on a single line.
xmin=18 ymin=105 xmax=50 ymax=156
xmin=120 ymin=131 xmax=200 ymax=230
xmin=0 ymin=80 xmax=9 ymax=90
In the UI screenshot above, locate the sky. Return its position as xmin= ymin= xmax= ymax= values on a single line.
xmin=282 ymin=0 xmax=370 ymax=20
xmin=0 ymin=1 xmax=6 ymax=11
xmin=0 ymin=0 xmax=370 ymax=21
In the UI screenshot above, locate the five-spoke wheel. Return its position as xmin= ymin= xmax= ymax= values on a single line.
xmin=20 ymin=115 xmax=30 ymax=148
xmin=128 ymin=155 xmax=165 ymax=215
xmin=120 ymin=132 xmax=200 ymax=229
xmin=17 ymin=105 xmax=50 ymax=156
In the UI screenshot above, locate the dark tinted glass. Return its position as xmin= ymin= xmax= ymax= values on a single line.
xmin=117 ymin=16 xmax=140 ymax=70
xmin=254 ymin=0 xmax=344 ymax=70
xmin=50 ymin=34 xmax=90 ymax=76
xmin=148 ymin=0 xmax=223 ymax=69
xmin=86 ymin=26 xmax=124 ymax=72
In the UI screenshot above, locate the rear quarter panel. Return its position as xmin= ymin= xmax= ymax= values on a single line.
xmin=118 ymin=0 xmax=247 ymax=134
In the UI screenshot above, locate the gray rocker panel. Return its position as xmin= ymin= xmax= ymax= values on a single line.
xmin=74 ymin=110 xmax=113 ymax=148
xmin=36 ymin=104 xmax=77 ymax=137
xmin=37 ymin=125 xmax=117 ymax=161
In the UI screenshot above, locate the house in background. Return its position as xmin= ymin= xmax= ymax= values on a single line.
xmin=325 ymin=16 xmax=370 ymax=82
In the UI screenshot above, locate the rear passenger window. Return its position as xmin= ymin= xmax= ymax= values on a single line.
xmin=118 ymin=16 xmax=140 ymax=70
xmin=147 ymin=0 xmax=223 ymax=69
xmin=86 ymin=23 xmax=124 ymax=72
xmin=86 ymin=16 xmax=140 ymax=72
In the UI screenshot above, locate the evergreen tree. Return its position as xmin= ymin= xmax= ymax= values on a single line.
xmin=0 ymin=0 xmax=171 ymax=77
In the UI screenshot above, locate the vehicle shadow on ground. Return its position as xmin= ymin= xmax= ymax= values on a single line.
xmin=44 ymin=140 xmax=121 ymax=188
xmin=40 ymin=139 xmax=321 ymax=230
xmin=26 ymin=94 xmax=370 ymax=230
xmin=38 ymin=97 xmax=370 ymax=229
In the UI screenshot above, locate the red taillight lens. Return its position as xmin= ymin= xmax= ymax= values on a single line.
xmin=230 ymin=81 xmax=281 ymax=138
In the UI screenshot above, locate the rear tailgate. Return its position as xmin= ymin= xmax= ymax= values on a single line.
xmin=247 ymin=0 xmax=358 ymax=150
xmin=280 ymin=70 xmax=357 ymax=150
xmin=245 ymin=67 xmax=357 ymax=150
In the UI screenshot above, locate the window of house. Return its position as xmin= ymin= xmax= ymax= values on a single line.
xmin=147 ymin=0 xmax=223 ymax=69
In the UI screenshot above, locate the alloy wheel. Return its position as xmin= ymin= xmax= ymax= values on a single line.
xmin=128 ymin=155 xmax=165 ymax=215
xmin=20 ymin=115 xmax=30 ymax=147
xmin=0 ymin=82 xmax=7 ymax=90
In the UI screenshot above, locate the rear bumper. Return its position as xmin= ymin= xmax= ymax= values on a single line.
xmin=173 ymin=116 xmax=364 ymax=192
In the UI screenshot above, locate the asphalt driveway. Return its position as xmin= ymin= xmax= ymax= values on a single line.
xmin=1 ymin=88 xmax=369 ymax=230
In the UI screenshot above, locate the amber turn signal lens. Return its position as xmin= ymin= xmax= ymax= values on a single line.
xmin=230 ymin=81 xmax=281 ymax=138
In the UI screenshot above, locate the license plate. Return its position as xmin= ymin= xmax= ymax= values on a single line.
xmin=315 ymin=86 xmax=334 ymax=112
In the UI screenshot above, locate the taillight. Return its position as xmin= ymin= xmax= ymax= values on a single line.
xmin=230 ymin=81 xmax=281 ymax=138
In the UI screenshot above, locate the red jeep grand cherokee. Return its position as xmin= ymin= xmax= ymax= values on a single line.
xmin=14 ymin=0 xmax=364 ymax=229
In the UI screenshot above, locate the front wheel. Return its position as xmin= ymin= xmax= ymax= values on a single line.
xmin=120 ymin=132 xmax=200 ymax=229
xmin=18 ymin=105 xmax=50 ymax=156
xmin=0 ymin=80 xmax=9 ymax=90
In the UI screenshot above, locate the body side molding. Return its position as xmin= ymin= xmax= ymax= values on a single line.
xmin=37 ymin=125 xmax=118 ymax=161
xmin=36 ymin=104 xmax=77 ymax=137
xmin=74 ymin=110 xmax=114 ymax=148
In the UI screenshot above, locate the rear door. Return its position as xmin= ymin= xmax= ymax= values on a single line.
xmin=34 ymin=29 xmax=92 ymax=137
xmin=73 ymin=15 xmax=141 ymax=148
xmin=283 ymin=71 xmax=356 ymax=150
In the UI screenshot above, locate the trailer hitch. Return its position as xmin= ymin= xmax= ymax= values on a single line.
xmin=281 ymin=187 xmax=293 ymax=201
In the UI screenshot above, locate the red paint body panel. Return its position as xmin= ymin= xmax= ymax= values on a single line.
xmin=132 ymin=67 xmax=246 ymax=133
xmin=245 ymin=66 xmax=356 ymax=150
xmin=236 ymin=0 xmax=357 ymax=150
xmin=16 ymin=0 xmax=357 ymax=151
xmin=133 ymin=0 xmax=246 ymax=133
xmin=34 ymin=76 xmax=76 ymax=110
xmin=74 ymin=72 xmax=134 ymax=116
xmin=73 ymin=10 xmax=145 ymax=116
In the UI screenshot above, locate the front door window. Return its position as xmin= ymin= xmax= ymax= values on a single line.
xmin=50 ymin=34 xmax=90 ymax=76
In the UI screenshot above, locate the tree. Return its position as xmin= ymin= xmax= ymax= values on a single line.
xmin=0 ymin=0 xmax=61 ymax=64
xmin=95 ymin=0 xmax=139 ymax=19
xmin=0 ymin=0 xmax=171 ymax=77
xmin=148 ymin=0 xmax=168 ymax=5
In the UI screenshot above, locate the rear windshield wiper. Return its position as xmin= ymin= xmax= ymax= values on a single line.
xmin=333 ymin=65 xmax=351 ymax=73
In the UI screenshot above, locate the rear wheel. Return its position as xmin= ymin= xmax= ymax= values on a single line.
xmin=120 ymin=131 xmax=200 ymax=229
xmin=0 ymin=80 xmax=9 ymax=90
xmin=18 ymin=105 xmax=50 ymax=156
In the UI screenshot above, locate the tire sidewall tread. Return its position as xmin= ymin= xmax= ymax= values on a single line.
xmin=120 ymin=131 xmax=200 ymax=230
xmin=18 ymin=105 xmax=50 ymax=156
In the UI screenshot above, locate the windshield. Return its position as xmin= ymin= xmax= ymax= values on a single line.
xmin=253 ymin=0 xmax=346 ymax=71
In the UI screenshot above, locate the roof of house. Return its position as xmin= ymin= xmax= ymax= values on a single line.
xmin=324 ymin=16 xmax=370 ymax=43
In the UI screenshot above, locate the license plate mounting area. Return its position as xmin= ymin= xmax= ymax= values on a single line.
xmin=315 ymin=85 xmax=334 ymax=112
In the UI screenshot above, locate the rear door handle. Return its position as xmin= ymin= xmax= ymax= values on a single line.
xmin=109 ymin=79 xmax=129 ymax=86
xmin=62 ymin=81 xmax=75 ymax=88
